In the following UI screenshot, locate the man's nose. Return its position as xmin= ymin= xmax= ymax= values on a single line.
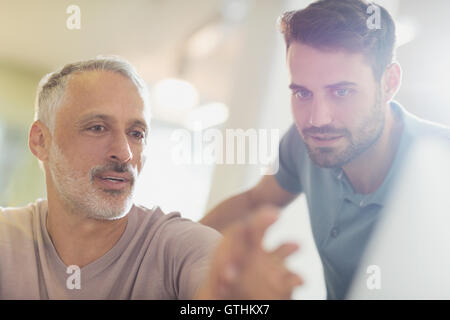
xmin=108 ymin=133 xmax=133 ymax=163
xmin=309 ymin=97 xmax=333 ymax=127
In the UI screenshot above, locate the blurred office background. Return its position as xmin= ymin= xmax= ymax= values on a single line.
xmin=0 ymin=0 xmax=449 ymax=299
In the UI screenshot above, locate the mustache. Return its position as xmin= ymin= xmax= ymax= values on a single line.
xmin=90 ymin=162 xmax=137 ymax=183
xmin=303 ymin=126 xmax=349 ymax=136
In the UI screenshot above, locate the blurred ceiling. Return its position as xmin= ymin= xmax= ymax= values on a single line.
xmin=1 ymin=0 xmax=450 ymax=126
xmin=0 ymin=0 xmax=225 ymax=79
xmin=0 ymin=0 xmax=257 ymax=128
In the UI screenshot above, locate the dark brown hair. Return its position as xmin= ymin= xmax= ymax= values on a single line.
xmin=279 ymin=0 xmax=396 ymax=80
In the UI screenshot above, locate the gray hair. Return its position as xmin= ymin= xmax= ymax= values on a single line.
xmin=34 ymin=55 xmax=150 ymax=132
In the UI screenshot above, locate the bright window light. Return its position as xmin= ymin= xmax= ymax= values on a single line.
xmin=152 ymin=78 xmax=199 ymax=123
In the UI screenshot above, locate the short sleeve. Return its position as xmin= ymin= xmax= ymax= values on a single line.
xmin=164 ymin=219 xmax=222 ymax=299
xmin=274 ymin=124 xmax=303 ymax=194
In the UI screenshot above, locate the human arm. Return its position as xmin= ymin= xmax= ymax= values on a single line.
xmin=200 ymin=174 xmax=298 ymax=233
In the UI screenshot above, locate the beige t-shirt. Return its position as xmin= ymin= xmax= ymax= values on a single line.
xmin=0 ymin=199 xmax=221 ymax=299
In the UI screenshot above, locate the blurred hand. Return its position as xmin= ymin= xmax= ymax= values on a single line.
xmin=196 ymin=206 xmax=303 ymax=299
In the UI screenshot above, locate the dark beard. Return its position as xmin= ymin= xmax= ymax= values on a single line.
xmin=305 ymin=88 xmax=385 ymax=168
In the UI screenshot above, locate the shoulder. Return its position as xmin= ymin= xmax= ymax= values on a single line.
xmin=282 ymin=123 xmax=304 ymax=146
xmin=130 ymin=206 xmax=222 ymax=299
xmin=398 ymin=103 xmax=450 ymax=143
xmin=277 ymin=124 xmax=310 ymax=169
xmin=411 ymin=116 xmax=450 ymax=141
xmin=132 ymin=204 xmax=222 ymax=247
xmin=0 ymin=199 xmax=45 ymax=242
xmin=0 ymin=199 xmax=45 ymax=226
xmin=278 ymin=123 xmax=308 ymax=164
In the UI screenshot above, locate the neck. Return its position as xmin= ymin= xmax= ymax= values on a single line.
xmin=45 ymin=191 xmax=129 ymax=268
xmin=343 ymin=103 xmax=404 ymax=194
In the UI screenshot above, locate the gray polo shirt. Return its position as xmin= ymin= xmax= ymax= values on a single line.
xmin=275 ymin=101 xmax=450 ymax=299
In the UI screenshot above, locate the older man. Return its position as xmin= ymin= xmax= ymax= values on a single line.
xmin=0 ymin=57 xmax=302 ymax=299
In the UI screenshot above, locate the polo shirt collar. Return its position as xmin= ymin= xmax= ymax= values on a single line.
xmin=332 ymin=101 xmax=415 ymax=208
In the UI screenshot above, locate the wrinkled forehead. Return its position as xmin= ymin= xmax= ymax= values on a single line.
xmin=57 ymin=70 xmax=150 ymax=127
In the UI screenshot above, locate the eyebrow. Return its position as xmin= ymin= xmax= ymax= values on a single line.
xmin=76 ymin=113 xmax=148 ymax=130
xmin=324 ymin=81 xmax=357 ymax=89
xmin=130 ymin=119 xmax=148 ymax=131
xmin=289 ymin=81 xmax=357 ymax=91
xmin=77 ymin=113 xmax=110 ymax=125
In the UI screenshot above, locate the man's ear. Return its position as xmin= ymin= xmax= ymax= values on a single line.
xmin=381 ymin=62 xmax=402 ymax=103
xmin=29 ymin=120 xmax=52 ymax=162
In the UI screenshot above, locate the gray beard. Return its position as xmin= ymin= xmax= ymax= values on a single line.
xmin=48 ymin=143 xmax=134 ymax=220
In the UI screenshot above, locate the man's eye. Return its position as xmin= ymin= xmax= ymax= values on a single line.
xmin=334 ymin=88 xmax=351 ymax=97
xmin=88 ymin=125 xmax=106 ymax=132
xmin=130 ymin=131 xmax=145 ymax=140
xmin=294 ymin=89 xmax=312 ymax=99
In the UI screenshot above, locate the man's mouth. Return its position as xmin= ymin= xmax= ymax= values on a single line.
xmin=93 ymin=172 xmax=133 ymax=190
xmin=308 ymin=134 xmax=344 ymax=146
xmin=101 ymin=176 xmax=127 ymax=182
xmin=309 ymin=135 xmax=343 ymax=141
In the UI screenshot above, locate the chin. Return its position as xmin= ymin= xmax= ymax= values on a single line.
xmin=308 ymin=149 xmax=350 ymax=168
xmin=311 ymin=158 xmax=340 ymax=168
xmin=85 ymin=195 xmax=134 ymax=221
xmin=88 ymin=206 xmax=131 ymax=221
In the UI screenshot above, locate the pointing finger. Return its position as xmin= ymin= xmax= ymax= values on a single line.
xmin=271 ymin=242 xmax=301 ymax=261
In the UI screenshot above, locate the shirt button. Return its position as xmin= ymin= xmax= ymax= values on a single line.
xmin=359 ymin=200 xmax=365 ymax=207
xmin=330 ymin=227 xmax=340 ymax=238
